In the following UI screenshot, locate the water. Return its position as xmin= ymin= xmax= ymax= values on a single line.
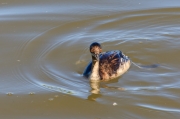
xmin=0 ymin=0 xmax=180 ymax=119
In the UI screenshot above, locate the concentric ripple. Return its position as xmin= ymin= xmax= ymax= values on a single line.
xmin=1 ymin=4 xmax=180 ymax=118
xmin=10 ymin=8 xmax=180 ymax=100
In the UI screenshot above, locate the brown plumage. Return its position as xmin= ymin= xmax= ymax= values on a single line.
xmin=83 ymin=42 xmax=131 ymax=81
xmin=99 ymin=51 xmax=120 ymax=80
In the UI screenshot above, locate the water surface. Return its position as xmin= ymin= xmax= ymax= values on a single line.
xmin=1 ymin=0 xmax=180 ymax=119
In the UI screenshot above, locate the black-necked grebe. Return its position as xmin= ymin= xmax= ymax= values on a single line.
xmin=83 ymin=42 xmax=131 ymax=81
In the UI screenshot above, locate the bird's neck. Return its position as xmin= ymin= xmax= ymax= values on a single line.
xmin=89 ymin=58 xmax=100 ymax=80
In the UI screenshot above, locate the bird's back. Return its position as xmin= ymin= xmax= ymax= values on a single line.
xmin=99 ymin=50 xmax=125 ymax=80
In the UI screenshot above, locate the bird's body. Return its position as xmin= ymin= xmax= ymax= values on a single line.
xmin=83 ymin=42 xmax=131 ymax=81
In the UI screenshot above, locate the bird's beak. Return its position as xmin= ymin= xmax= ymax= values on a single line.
xmin=95 ymin=54 xmax=99 ymax=59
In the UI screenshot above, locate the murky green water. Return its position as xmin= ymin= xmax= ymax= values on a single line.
xmin=1 ymin=0 xmax=180 ymax=119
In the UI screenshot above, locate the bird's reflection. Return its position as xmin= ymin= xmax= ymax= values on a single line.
xmin=90 ymin=80 xmax=100 ymax=94
xmin=87 ymin=79 xmax=125 ymax=101
xmin=87 ymin=80 xmax=101 ymax=101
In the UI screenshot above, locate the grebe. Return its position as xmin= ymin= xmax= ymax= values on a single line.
xmin=83 ymin=42 xmax=131 ymax=81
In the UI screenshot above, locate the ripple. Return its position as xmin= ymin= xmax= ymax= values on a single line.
xmin=6 ymin=92 xmax=13 ymax=96
xmin=1 ymin=7 xmax=180 ymax=102
xmin=138 ymin=104 xmax=180 ymax=112
xmin=0 ymin=0 xmax=180 ymax=118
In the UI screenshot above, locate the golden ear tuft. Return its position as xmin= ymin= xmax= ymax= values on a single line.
xmin=100 ymin=48 xmax=102 ymax=53
xmin=90 ymin=47 xmax=94 ymax=53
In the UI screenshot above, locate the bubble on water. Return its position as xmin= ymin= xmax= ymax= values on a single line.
xmin=6 ymin=92 xmax=13 ymax=96
xmin=49 ymin=98 xmax=54 ymax=101
xmin=42 ymin=84 xmax=74 ymax=95
xmin=54 ymin=95 xmax=59 ymax=98
xmin=29 ymin=92 xmax=35 ymax=95
xmin=113 ymin=102 xmax=117 ymax=106
xmin=67 ymin=91 xmax=73 ymax=94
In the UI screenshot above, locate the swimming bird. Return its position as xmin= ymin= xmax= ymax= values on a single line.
xmin=83 ymin=42 xmax=131 ymax=81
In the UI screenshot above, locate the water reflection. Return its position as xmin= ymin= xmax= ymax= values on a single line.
xmin=89 ymin=79 xmax=125 ymax=94
xmin=1 ymin=1 xmax=180 ymax=118
xmin=90 ymin=80 xmax=100 ymax=94
xmin=89 ymin=77 xmax=127 ymax=94
xmin=87 ymin=93 xmax=102 ymax=101
xmin=88 ymin=79 xmax=126 ymax=101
